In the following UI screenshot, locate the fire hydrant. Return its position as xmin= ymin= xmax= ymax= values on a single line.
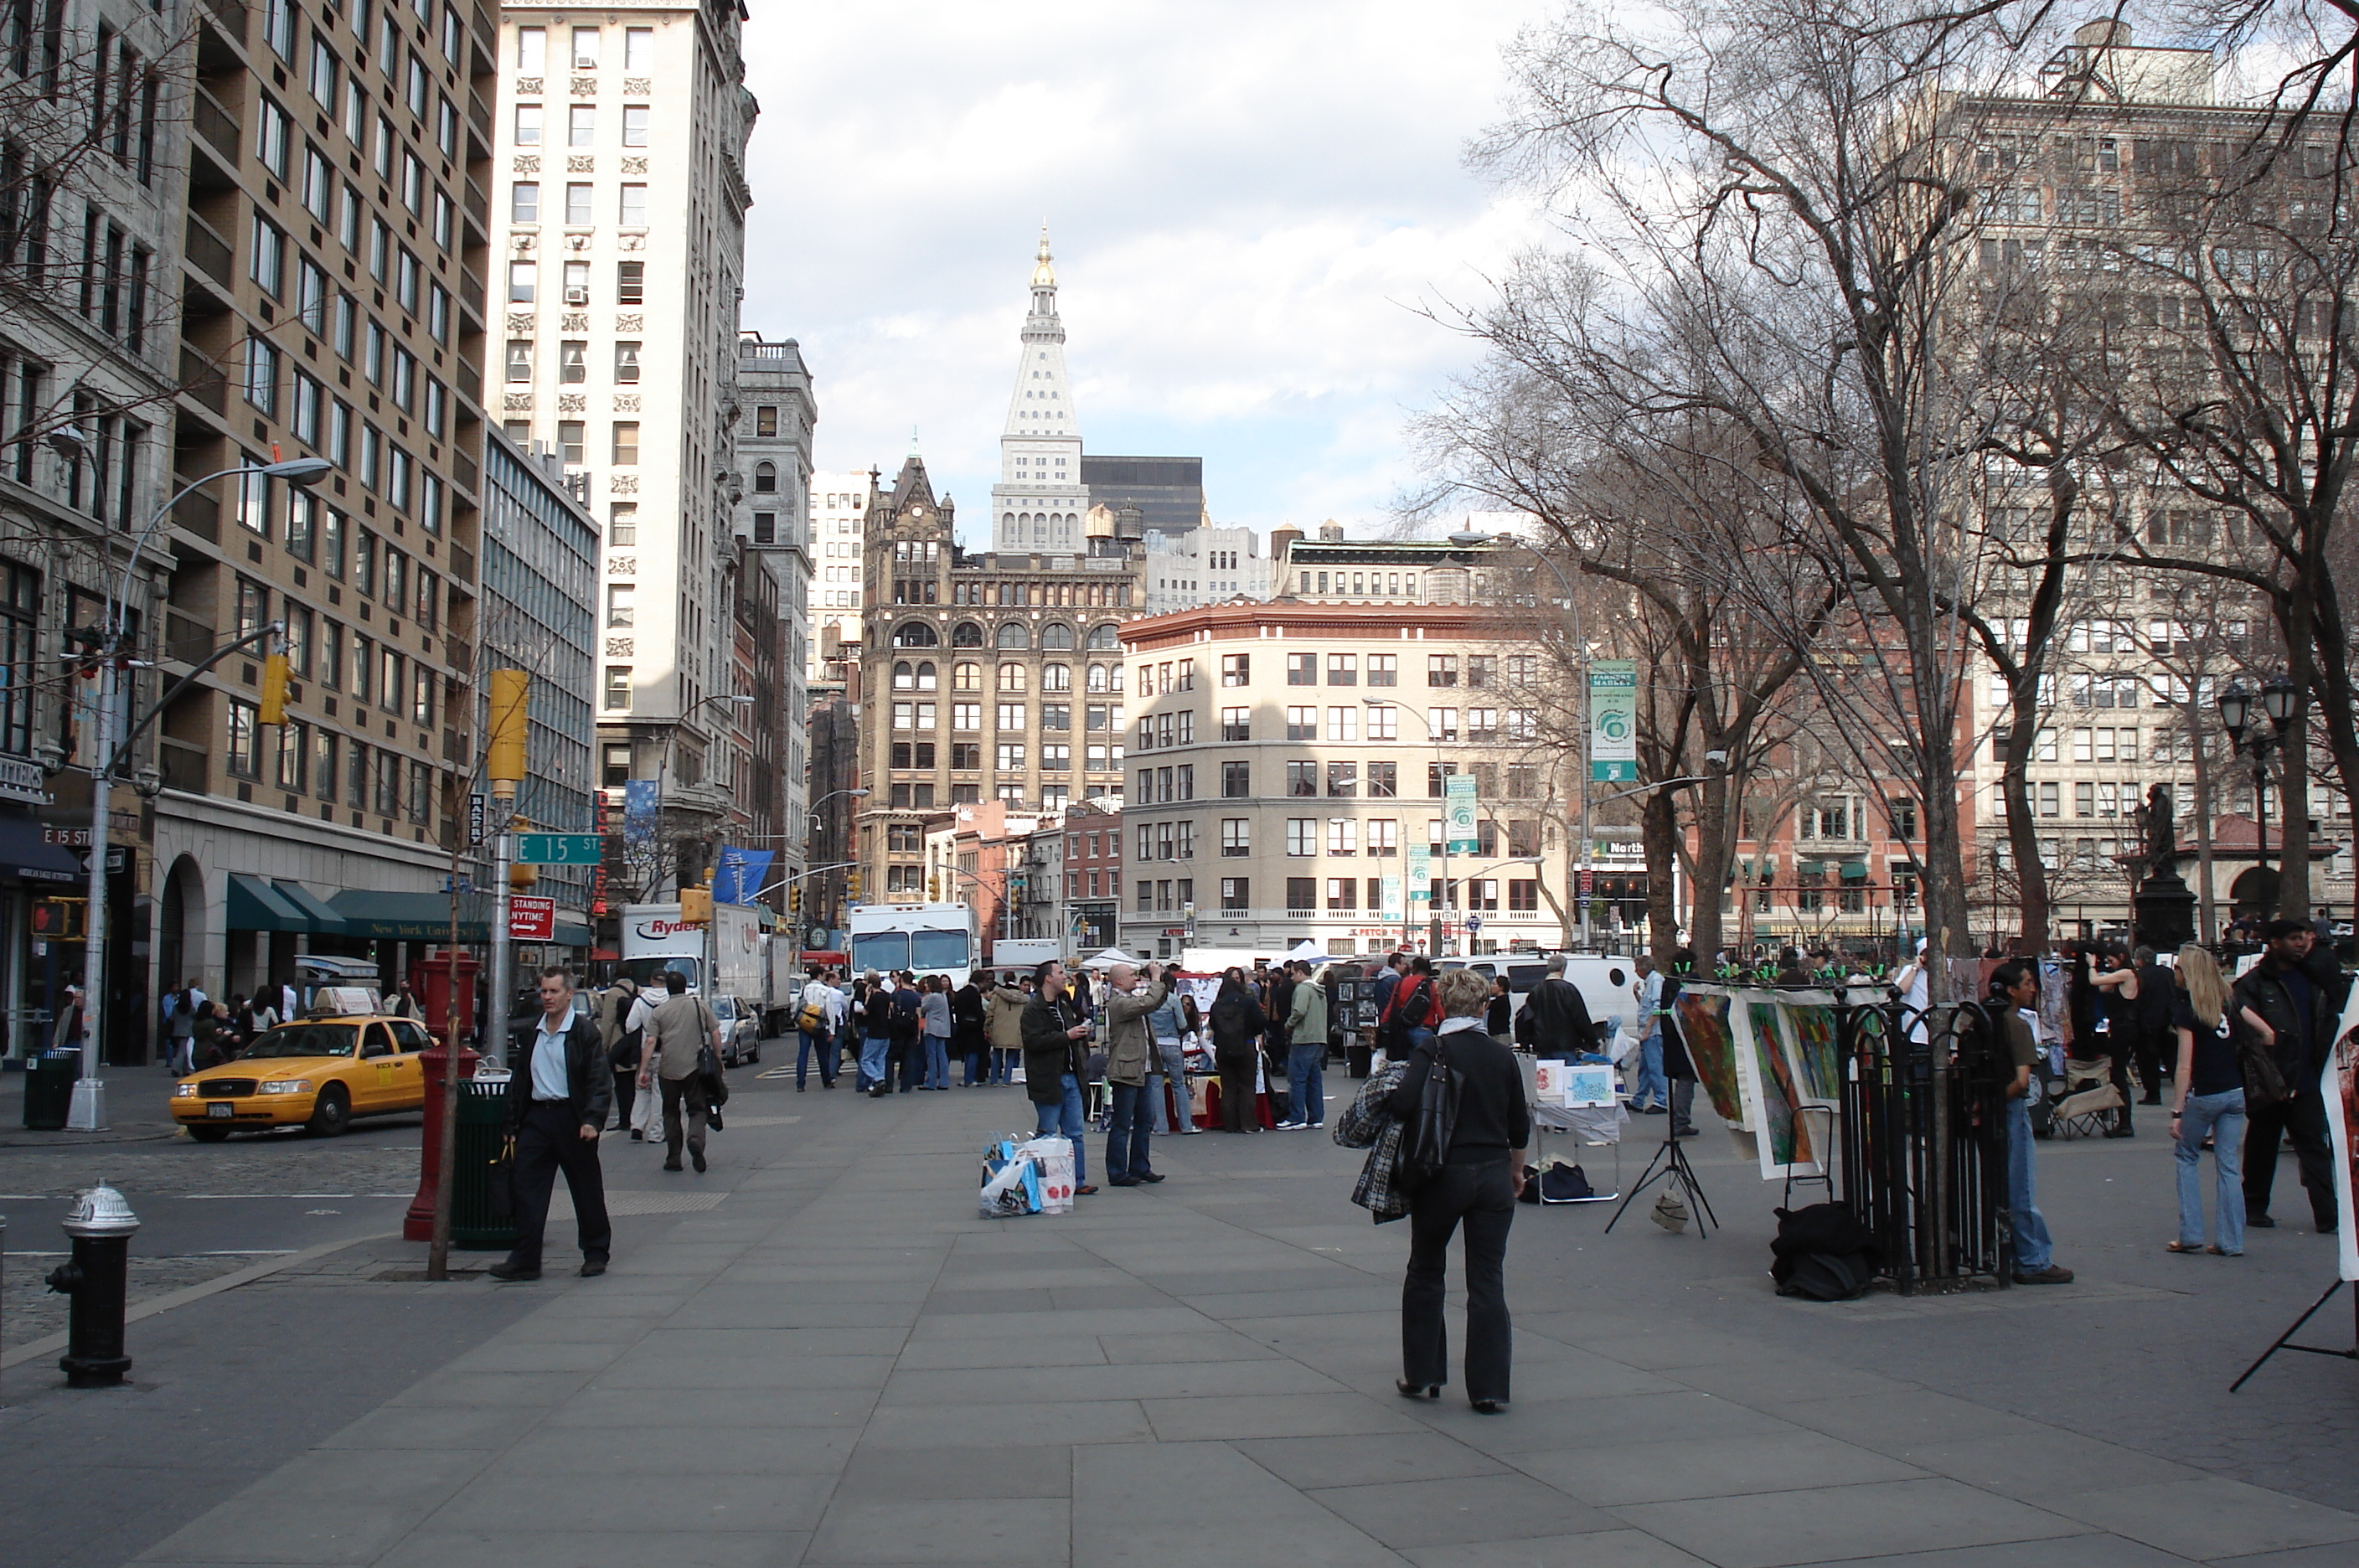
xmin=45 ymin=1182 xmax=137 ymax=1387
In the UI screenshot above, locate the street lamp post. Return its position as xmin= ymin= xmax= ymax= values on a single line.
xmin=2217 ymin=676 xmax=2297 ymax=921
xmin=68 ymin=456 xmax=331 ymax=1131
xmin=806 ymin=786 xmax=870 ymax=935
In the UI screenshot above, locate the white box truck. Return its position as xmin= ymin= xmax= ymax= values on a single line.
xmin=619 ymin=900 xmax=766 ymax=998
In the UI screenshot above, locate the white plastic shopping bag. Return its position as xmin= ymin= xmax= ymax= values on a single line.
xmin=1014 ymin=1135 xmax=1076 ymax=1214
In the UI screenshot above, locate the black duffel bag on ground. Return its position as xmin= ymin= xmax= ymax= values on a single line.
xmin=1770 ymin=1202 xmax=1878 ymax=1301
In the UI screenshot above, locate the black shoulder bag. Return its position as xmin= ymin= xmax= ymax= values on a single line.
xmin=1395 ymin=1035 xmax=1462 ymax=1196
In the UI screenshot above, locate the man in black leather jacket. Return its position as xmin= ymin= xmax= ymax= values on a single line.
xmin=493 ymin=967 xmax=613 ymax=1280
xmin=2234 ymin=921 xmax=2345 ymax=1232
xmin=1514 ymin=957 xmax=1598 ymax=1058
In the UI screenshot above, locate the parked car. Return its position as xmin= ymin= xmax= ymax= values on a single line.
xmin=171 ymin=1016 xmax=435 ymax=1140
xmin=710 ymin=994 xmax=762 ymax=1066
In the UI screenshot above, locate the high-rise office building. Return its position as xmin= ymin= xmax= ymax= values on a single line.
xmin=1080 ymin=455 xmax=1205 ymax=538
xmin=989 ymin=230 xmax=1089 ymax=554
xmin=487 ymin=1 xmax=757 ymax=907
xmin=731 ymin=330 xmax=813 ymax=900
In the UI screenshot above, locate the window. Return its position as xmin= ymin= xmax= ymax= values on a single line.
xmin=612 ymin=422 xmax=638 ymax=464
xmin=568 ymin=105 xmax=595 ymax=147
xmin=508 ymin=181 xmax=541 ymax=224
xmin=571 ymin=25 xmax=601 ymax=68
xmin=613 ymin=341 xmax=641 ymax=383
xmin=1326 ymin=706 xmax=1358 ymax=743
xmin=1468 ymin=654 xmax=1498 ymax=689
xmin=1287 ymin=652 xmax=1316 ymax=685
xmin=508 ymin=260 xmax=535 ymax=303
xmin=1326 ymin=653 xmax=1356 ymax=685
xmin=1427 ymin=708 xmax=1459 ymax=742
xmin=1368 ymin=818 xmax=1397 ymax=857
xmin=1365 ymin=704 xmax=1397 ymax=741
xmin=622 ymin=105 xmax=649 ymax=147
xmin=997 ymin=703 xmax=1025 ymax=730
xmin=1221 ymin=818 xmax=1250 ymax=857
xmin=1327 ymin=819 xmax=1358 ymax=856
xmin=226 ymin=700 xmax=259 ymax=778
xmin=996 ymin=743 xmax=1025 ymax=771
xmin=1286 ymin=819 xmax=1317 ymax=856
xmin=603 ymin=666 xmax=631 ymax=711
xmin=1326 ymin=877 xmax=1357 ymax=912
xmin=1286 ymin=878 xmax=1316 ymax=911
xmin=1427 ymin=654 xmax=1458 ymax=688
xmin=565 ymin=182 xmax=592 ymax=224
xmin=1286 ymin=706 xmax=1316 ymax=740
xmin=1328 ymin=761 xmax=1357 ymax=797
xmin=1286 ymin=761 xmax=1319 ymax=797
xmin=558 ymin=339 xmax=586 ymax=383
xmin=617 ymin=260 xmax=643 ymax=304
xmin=997 ymin=663 xmax=1025 ymax=691
xmin=1365 ymin=653 xmax=1396 ymax=687
xmin=1368 ymin=761 xmax=1398 ymax=798
xmin=606 ymin=583 xmax=634 ymax=628
xmin=754 ymin=461 xmax=777 ymax=493
xmin=514 ymin=103 xmax=542 ymax=146
xmin=1221 ymin=652 xmax=1250 ymax=686
xmin=1218 ymin=706 xmax=1250 ymax=742
xmin=618 ymin=184 xmax=648 ymax=224
xmin=1221 ymin=878 xmax=1250 ymax=911
xmin=1427 ymin=762 xmax=1457 ymax=799
xmin=242 ymin=338 xmax=281 ymax=414
xmin=250 ymin=215 xmax=285 ymax=296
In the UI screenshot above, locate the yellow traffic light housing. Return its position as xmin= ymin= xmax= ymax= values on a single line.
xmin=787 ymin=885 xmax=801 ymax=914
xmin=845 ymin=869 xmax=862 ymax=903
xmin=257 ymin=653 xmax=292 ymax=725
xmin=679 ymin=883 xmax=712 ymax=924
xmin=486 ymin=669 xmax=529 ymax=802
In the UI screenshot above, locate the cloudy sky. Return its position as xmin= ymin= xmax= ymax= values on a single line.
xmin=739 ymin=0 xmax=1550 ymax=547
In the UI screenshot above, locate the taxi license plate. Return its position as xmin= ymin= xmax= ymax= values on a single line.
xmin=207 ymin=1102 xmax=233 ymax=1118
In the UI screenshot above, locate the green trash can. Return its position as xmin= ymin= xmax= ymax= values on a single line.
xmin=449 ymin=1075 xmax=519 ymax=1250
xmin=22 ymin=1050 xmax=79 ymax=1130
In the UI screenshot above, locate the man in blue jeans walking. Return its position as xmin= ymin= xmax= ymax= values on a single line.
xmin=1020 ymin=961 xmax=1097 ymax=1194
xmin=1994 ymin=960 xmax=2073 ymax=1284
xmin=1629 ymin=956 xmax=1670 ymax=1112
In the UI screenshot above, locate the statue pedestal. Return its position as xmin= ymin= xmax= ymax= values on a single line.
xmin=2134 ymin=869 xmax=2197 ymax=952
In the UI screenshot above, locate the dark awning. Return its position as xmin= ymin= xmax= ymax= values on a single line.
xmin=0 ymin=819 xmax=84 ymax=885
xmin=228 ymin=874 xmax=308 ymax=931
xmin=328 ymin=890 xmax=488 ymax=941
xmin=272 ymin=881 xmax=349 ymax=935
xmin=1840 ymin=860 xmax=1870 ymax=882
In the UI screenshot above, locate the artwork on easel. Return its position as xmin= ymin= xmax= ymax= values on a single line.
xmin=2328 ymin=1001 xmax=2359 ymax=1284
xmin=1738 ymin=994 xmax=1820 ymax=1180
xmin=1672 ymin=988 xmax=1746 ymax=1128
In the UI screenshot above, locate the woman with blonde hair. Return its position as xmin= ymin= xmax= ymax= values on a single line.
xmin=2166 ymin=945 xmax=2245 ymax=1257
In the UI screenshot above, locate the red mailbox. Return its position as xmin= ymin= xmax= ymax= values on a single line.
xmin=407 ymin=947 xmax=480 ymax=1047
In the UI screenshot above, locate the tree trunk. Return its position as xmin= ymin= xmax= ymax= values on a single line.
xmin=2189 ymin=709 xmax=2219 ymax=946
xmin=1999 ymin=695 xmax=2049 ymax=951
xmin=1644 ymin=786 xmax=1685 ymax=958
xmin=2277 ymin=594 xmax=2315 ymax=917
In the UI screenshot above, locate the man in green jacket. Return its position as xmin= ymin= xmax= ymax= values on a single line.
xmin=1102 ymin=962 xmax=1171 ymax=1185
xmin=1279 ymin=961 xmax=1329 ymax=1130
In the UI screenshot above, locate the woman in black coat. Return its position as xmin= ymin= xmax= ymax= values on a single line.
xmin=1387 ymin=967 xmax=1531 ymax=1413
xmin=1208 ymin=968 xmax=1267 ymax=1132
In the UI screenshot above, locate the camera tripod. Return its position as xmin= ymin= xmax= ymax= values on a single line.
xmin=1603 ymin=1116 xmax=1719 ymax=1236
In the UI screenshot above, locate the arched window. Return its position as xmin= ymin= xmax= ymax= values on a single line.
xmin=1040 ymin=623 xmax=1074 ymax=650
xmin=915 ymin=661 xmax=937 ymax=691
xmin=1087 ymin=663 xmax=1110 ymax=693
xmin=1086 ymin=623 xmax=1121 ymax=651
xmin=1042 ymin=663 xmax=1071 ymax=692
xmin=997 ymin=662 xmax=1027 ymax=692
xmin=892 ymin=622 xmax=938 ymax=648
xmin=952 ymin=662 xmax=982 ymax=690
xmin=995 ymin=622 xmax=1030 ymax=650
xmin=951 ymin=621 xmax=984 ymax=647
xmin=891 ymin=660 xmax=914 ymax=690
xmin=753 ymin=461 xmax=777 ymax=493
xmin=1108 ymin=663 xmax=1126 ymax=695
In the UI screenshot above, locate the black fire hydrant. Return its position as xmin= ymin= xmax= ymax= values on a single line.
xmin=45 ymin=1183 xmax=138 ymax=1387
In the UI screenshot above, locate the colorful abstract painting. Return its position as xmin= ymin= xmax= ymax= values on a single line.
xmin=1783 ymin=996 xmax=1845 ymax=1106
xmin=1672 ymin=988 xmax=1746 ymax=1128
xmin=1741 ymin=996 xmax=1815 ymax=1177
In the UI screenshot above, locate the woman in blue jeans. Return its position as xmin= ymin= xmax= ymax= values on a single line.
xmin=2165 ymin=945 xmax=2245 ymax=1256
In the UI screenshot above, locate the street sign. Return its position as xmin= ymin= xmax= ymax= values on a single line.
xmin=515 ymin=832 xmax=601 ymax=864
xmin=43 ymin=827 xmax=91 ymax=846
xmin=1467 ymin=915 xmax=1483 ymax=932
xmin=1589 ymin=659 xmax=1639 ymax=781
xmin=508 ymin=895 xmax=555 ymax=941
xmin=1444 ymin=774 xmax=1479 ymax=854
xmin=467 ymin=793 xmax=487 ymax=845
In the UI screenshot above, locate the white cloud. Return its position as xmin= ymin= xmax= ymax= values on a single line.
xmin=739 ymin=0 xmax=1546 ymax=544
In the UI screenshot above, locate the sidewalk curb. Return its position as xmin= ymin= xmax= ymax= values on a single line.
xmin=1 ymin=1230 xmax=400 ymax=1373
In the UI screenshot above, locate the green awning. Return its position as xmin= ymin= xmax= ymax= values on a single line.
xmin=328 ymin=890 xmax=489 ymax=941
xmin=1796 ymin=859 xmax=1824 ymax=878
xmin=273 ymin=881 xmax=349 ymax=934
xmin=1840 ymin=860 xmax=1870 ymax=882
xmin=227 ymin=874 xmax=308 ymax=931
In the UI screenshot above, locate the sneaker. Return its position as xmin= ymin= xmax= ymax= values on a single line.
xmin=1274 ymin=1120 xmax=1304 ymax=1131
xmin=2013 ymin=1264 xmax=2074 ymax=1285
xmin=1671 ymin=1125 xmax=1700 ymax=1138
xmin=1641 ymin=1105 xmax=1669 ymax=1115
xmin=1307 ymin=1122 xmax=1323 ymax=1130
xmin=486 ymin=1261 xmax=540 ymax=1282
xmin=579 ymin=1259 xmax=607 ymax=1277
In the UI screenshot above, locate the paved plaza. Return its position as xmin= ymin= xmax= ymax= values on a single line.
xmin=5 ymin=1063 xmax=2359 ymax=1568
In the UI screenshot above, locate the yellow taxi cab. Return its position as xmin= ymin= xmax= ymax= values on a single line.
xmin=172 ymin=1015 xmax=436 ymax=1140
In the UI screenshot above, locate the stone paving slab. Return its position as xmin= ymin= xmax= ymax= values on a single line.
xmin=8 ymin=1061 xmax=2350 ymax=1568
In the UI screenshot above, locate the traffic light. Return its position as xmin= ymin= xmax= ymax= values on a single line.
xmin=257 ymin=652 xmax=292 ymax=725
xmin=845 ymin=869 xmax=863 ymax=903
xmin=679 ymin=883 xmax=712 ymax=924
xmin=486 ymin=669 xmax=529 ymax=802
xmin=927 ymin=872 xmax=941 ymax=900
xmin=787 ymin=884 xmax=801 ymax=915
xmin=510 ymin=859 xmax=539 ymax=889
xmin=30 ymin=898 xmax=84 ymax=939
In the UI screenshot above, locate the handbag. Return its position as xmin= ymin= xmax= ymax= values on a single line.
xmin=1394 ymin=1036 xmax=1461 ymax=1195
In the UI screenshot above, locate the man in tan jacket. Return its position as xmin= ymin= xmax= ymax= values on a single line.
xmin=983 ymin=971 xmax=1028 ymax=1086
xmin=1102 ymin=962 xmax=1170 ymax=1186
xmin=636 ymin=972 xmax=723 ymax=1173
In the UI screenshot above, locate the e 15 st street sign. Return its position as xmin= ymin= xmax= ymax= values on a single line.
xmin=514 ymin=833 xmax=601 ymax=865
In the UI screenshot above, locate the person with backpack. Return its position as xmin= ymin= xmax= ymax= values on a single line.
xmin=598 ymin=977 xmax=645 ymax=1130
xmin=794 ymin=970 xmax=839 ymax=1091
xmin=2165 ymin=945 xmax=2245 ymax=1256
xmin=1381 ymin=957 xmax=1440 ymax=1061
xmin=1386 ymin=967 xmax=1530 ymax=1414
xmin=1992 ymin=960 xmax=2073 ymax=1284
xmin=2233 ymin=919 xmax=2344 ymax=1233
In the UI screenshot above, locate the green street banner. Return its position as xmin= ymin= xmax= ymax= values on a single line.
xmin=1590 ymin=659 xmax=1638 ymax=781
xmin=1407 ymin=845 xmax=1432 ymax=903
xmin=1444 ymin=772 xmax=1479 ymax=854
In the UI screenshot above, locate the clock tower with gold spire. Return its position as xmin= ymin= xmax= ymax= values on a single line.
xmin=990 ymin=229 xmax=1091 ymax=552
